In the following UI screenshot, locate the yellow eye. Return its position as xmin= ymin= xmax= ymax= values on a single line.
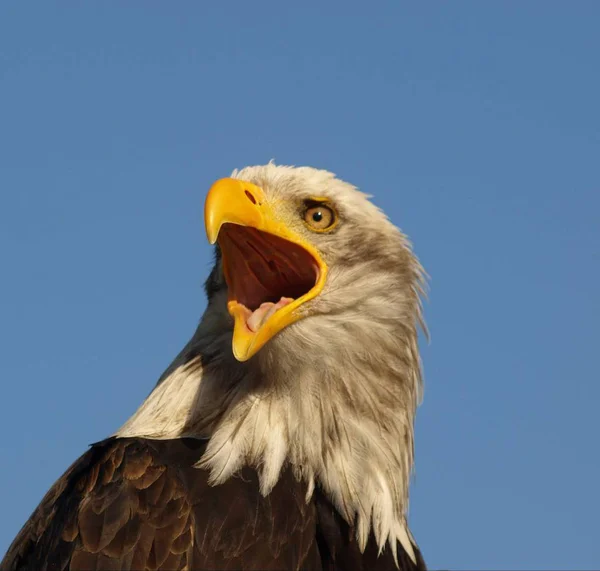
xmin=303 ymin=204 xmax=336 ymax=231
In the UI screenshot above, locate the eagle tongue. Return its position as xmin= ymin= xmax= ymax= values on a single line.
xmin=247 ymin=297 xmax=293 ymax=332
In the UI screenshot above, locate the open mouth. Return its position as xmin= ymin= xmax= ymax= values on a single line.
xmin=205 ymin=177 xmax=328 ymax=360
xmin=218 ymin=223 xmax=319 ymax=332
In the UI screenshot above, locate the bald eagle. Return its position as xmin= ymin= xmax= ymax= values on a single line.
xmin=1 ymin=165 xmax=427 ymax=570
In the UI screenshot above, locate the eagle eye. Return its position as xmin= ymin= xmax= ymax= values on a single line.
xmin=303 ymin=203 xmax=337 ymax=232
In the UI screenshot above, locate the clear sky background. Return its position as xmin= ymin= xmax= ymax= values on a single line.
xmin=1 ymin=3 xmax=598 ymax=569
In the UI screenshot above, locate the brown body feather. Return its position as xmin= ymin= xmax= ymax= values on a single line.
xmin=1 ymin=438 xmax=424 ymax=571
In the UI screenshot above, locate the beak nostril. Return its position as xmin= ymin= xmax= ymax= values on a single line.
xmin=245 ymin=190 xmax=257 ymax=205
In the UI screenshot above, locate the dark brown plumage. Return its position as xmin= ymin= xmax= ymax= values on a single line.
xmin=2 ymin=438 xmax=424 ymax=570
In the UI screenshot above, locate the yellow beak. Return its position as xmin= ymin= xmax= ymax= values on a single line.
xmin=204 ymin=178 xmax=327 ymax=361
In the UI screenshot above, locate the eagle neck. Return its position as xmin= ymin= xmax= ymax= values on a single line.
xmin=116 ymin=314 xmax=422 ymax=564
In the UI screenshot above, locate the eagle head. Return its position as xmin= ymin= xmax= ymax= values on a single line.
xmin=203 ymin=163 xmax=425 ymax=369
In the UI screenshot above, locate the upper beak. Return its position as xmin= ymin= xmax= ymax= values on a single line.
xmin=204 ymin=178 xmax=327 ymax=361
xmin=205 ymin=178 xmax=269 ymax=245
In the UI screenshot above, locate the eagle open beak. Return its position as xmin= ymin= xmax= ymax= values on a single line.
xmin=204 ymin=178 xmax=328 ymax=361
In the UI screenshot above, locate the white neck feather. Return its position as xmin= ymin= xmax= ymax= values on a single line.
xmin=116 ymin=164 xmax=428 ymax=566
xmin=117 ymin=307 xmax=422 ymax=565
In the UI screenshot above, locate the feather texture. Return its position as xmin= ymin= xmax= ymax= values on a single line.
xmin=1 ymin=438 xmax=424 ymax=570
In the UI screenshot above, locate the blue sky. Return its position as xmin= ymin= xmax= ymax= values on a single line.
xmin=1 ymin=3 xmax=599 ymax=568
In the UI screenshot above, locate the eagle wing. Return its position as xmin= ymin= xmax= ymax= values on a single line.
xmin=1 ymin=438 xmax=320 ymax=571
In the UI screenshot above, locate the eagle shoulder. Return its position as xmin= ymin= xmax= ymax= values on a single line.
xmin=1 ymin=438 xmax=200 ymax=570
xmin=1 ymin=438 xmax=321 ymax=571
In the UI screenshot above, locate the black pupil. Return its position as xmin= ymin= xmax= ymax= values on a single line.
xmin=312 ymin=210 xmax=323 ymax=222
